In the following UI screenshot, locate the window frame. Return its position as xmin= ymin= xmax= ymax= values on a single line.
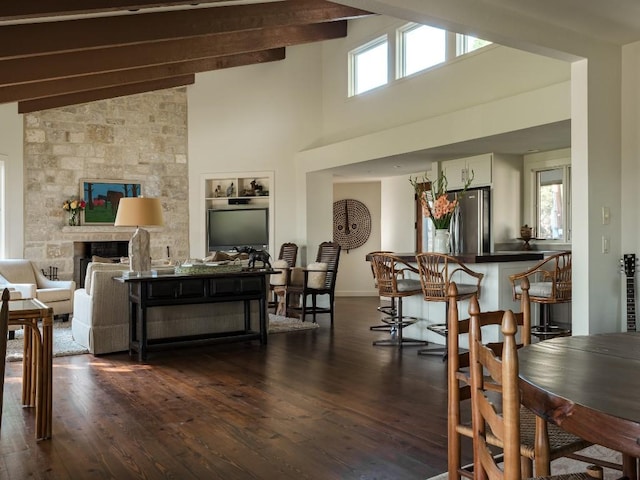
xmin=523 ymin=150 xmax=571 ymax=244
xmin=455 ymin=33 xmax=492 ymax=56
xmin=396 ymin=22 xmax=447 ymax=79
xmin=348 ymin=34 xmax=389 ymax=97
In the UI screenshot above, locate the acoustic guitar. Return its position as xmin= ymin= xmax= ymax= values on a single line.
xmin=622 ymin=253 xmax=637 ymax=332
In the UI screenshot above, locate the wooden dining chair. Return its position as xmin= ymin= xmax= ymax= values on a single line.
xmin=447 ymin=280 xmax=591 ymax=480
xmin=269 ymin=242 xmax=298 ymax=311
xmin=468 ymin=301 xmax=603 ymax=480
xmin=284 ymin=241 xmax=341 ymax=323
xmin=0 ymin=288 xmax=11 ymax=430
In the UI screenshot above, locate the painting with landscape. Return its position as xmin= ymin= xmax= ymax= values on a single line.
xmin=81 ymin=180 xmax=142 ymax=225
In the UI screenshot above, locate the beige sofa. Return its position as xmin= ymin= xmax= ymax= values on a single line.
xmin=0 ymin=259 xmax=75 ymax=319
xmin=71 ymin=262 xmax=257 ymax=354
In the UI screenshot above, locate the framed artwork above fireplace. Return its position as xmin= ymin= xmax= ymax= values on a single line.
xmin=81 ymin=179 xmax=142 ymax=225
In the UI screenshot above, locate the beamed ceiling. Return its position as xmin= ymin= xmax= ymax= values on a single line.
xmin=0 ymin=1 xmax=372 ymax=113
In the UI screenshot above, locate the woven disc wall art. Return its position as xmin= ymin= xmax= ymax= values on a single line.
xmin=333 ymin=199 xmax=371 ymax=252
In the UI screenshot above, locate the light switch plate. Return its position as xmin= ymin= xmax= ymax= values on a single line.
xmin=602 ymin=207 xmax=610 ymax=225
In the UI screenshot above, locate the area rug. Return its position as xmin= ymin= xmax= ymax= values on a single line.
xmin=6 ymin=321 xmax=88 ymax=362
xmin=3 ymin=315 xmax=319 ymax=361
xmin=268 ymin=313 xmax=320 ymax=333
xmin=426 ymin=445 xmax=622 ymax=480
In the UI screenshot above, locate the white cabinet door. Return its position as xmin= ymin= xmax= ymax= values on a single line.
xmin=442 ymin=158 xmax=468 ymax=189
xmin=467 ymin=155 xmax=492 ymax=187
xmin=443 ymin=154 xmax=492 ymax=189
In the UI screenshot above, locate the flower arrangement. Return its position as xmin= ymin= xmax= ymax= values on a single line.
xmin=63 ymin=198 xmax=86 ymax=226
xmin=409 ymin=171 xmax=473 ymax=230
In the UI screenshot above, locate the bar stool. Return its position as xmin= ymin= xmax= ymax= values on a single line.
xmin=369 ymin=252 xmax=428 ymax=348
xmin=509 ymin=251 xmax=571 ymax=340
xmin=414 ymin=252 xmax=483 ymax=359
xmin=367 ymin=251 xmax=396 ymax=332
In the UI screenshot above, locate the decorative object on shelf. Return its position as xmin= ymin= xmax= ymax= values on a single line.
xmin=226 ymin=182 xmax=235 ymax=197
xmin=332 ymin=198 xmax=371 ymax=253
xmin=434 ymin=229 xmax=451 ymax=254
xmin=81 ymin=179 xmax=142 ymax=225
xmin=410 ymin=170 xmax=473 ymax=252
xmin=114 ymin=197 xmax=164 ymax=275
xmin=62 ymin=197 xmax=86 ymax=226
xmin=519 ymin=224 xmax=534 ymax=250
xmin=214 ymin=185 xmax=222 ymax=197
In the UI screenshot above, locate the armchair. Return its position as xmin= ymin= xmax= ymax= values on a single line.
xmin=0 ymin=259 xmax=75 ymax=319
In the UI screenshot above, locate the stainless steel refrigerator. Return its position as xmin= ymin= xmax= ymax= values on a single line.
xmin=448 ymin=187 xmax=491 ymax=254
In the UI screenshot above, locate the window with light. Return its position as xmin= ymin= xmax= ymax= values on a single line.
xmin=398 ymin=24 xmax=446 ymax=78
xmin=349 ymin=36 xmax=388 ymax=96
xmin=536 ymin=166 xmax=571 ymax=241
xmin=456 ymin=34 xmax=492 ymax=56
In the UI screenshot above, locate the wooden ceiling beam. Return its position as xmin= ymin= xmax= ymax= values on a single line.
xmin=0 ymin=0 xmax=369 ymax=58
xmin=0 ymin=49 xmax=285 ymax=104
xmin=0 ymin=1 xmax=232 ymax=20
xmin=17 ymin=75 xmax=195 ymax=113
xmin=0 ymin=22 xmax=346 ymax=87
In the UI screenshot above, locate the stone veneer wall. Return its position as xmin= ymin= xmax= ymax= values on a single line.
xmin=23 ymin=87 xmax=189 ymax=281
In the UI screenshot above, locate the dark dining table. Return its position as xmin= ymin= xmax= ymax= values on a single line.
xmin=518 ymin=333 xmax=640 ymax=479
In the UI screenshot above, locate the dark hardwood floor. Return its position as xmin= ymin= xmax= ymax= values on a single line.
xmin=0 ymin=297 xmax=473 ymax=479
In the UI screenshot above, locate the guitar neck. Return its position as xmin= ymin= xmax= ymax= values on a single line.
xmin=627 ymin=276 xmax=637 ymax=332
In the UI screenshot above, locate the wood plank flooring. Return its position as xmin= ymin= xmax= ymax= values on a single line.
xmin=0 ymin=297 xmax=473 ymax=479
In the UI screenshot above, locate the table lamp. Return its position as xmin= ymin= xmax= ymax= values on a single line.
xmin=114 ymin=197 xmax=164 ymax=275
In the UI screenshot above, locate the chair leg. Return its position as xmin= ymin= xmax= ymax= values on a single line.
xmin=301 ymin=293 xmax=307 ymax=323
xmin=418 ymin=303 xmax=449 ymax=360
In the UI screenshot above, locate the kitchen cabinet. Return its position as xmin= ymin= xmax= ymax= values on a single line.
xmin=442 ymin=154 xmax=492 ymax=189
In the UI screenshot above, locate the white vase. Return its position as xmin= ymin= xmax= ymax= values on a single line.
xmin=434 ymin=229 xmax=451 ymax=254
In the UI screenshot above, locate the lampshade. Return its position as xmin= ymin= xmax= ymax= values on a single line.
xmin=114 ymin=197 xmax=164 ymax=227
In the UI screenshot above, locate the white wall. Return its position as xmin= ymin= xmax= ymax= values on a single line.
xmin=319 ymin=16 xmax=571 ymax=147
xmin=333 ymin=181 xmax=381 ymax=296
xmin=187 ymin=43 xmax=324 ymax=258
xmin=0 ymin=103 xmax=23 ymax=258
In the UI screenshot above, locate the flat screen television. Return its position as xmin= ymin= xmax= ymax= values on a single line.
xmin=207 ymin=208 xmax=269 ymax=252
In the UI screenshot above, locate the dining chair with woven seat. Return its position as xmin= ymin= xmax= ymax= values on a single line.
xmin=369 ymin=252 xmax=428 ymax=347
xmin=447 ymin=280 xmax=592 ymax=480
xmin=468 ymin=299 xmax=603 ymax=480
xmin=509 ymin=251 xmax=572 ymax=340
xmin=415 ymin=252 xmax=483 ymax=359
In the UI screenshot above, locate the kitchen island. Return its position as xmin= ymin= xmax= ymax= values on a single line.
xmin=370 ymin=251 xmax=549 ymax=344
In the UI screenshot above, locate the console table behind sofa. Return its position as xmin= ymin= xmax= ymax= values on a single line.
xmin=117 ymin=270 xmax=270 ymax=361
xmin=72 ymin=262 xmax=264 ymax=356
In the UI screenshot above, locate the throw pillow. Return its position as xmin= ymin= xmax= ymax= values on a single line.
xmin=306 ymin=262 xmax=328 ymax=289
xmin=270 ymin=260 xmax=289 ymax=286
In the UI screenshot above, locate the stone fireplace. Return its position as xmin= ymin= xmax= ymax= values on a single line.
xmin=22 ymin=88 xmax=190 ymax=281
xmin=73 ymin=240 xmax=129 ymax=287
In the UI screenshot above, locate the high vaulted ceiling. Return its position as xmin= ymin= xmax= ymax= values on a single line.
xmin=0 ymin=0 xmax=371 ymax=113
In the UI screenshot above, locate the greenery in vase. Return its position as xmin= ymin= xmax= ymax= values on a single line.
xmin=409 ymin=170 xmax=473 ymax=229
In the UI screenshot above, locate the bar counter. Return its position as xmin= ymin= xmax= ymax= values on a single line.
xmin=367 ymin=251 xmax=548 ymax=345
